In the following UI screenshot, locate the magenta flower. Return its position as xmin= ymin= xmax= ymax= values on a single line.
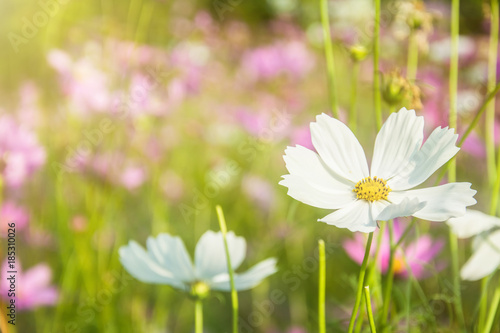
xmin=0 ymin=202 xmax=29 ymax=236
xmin=343 ymin=220 xmax=444 ymax=279
xmin=241 ymin=41 xmax=314 ymax=81
xmin=0 ymin=115 xmax=46 ymax=188
xmin=0 ymin=260 xmax=59 ymax=310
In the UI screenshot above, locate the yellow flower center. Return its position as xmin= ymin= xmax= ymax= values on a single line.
xmin=353 ymin=177 xmax=391 ymax=202
xmin=393 ymin=257 xmax=406 ymax=274
xmin=191 ymin=281 xmax=210 ymax=299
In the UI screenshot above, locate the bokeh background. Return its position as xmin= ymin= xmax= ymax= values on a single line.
xmin=0 ymin=0 xmax=499 ymax=332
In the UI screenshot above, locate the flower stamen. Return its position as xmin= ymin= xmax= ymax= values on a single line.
xmin=353 ymin=176 xmax=391 ymax=202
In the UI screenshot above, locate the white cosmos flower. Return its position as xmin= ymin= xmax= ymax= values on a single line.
xmin=119 ymin=230 xmax=277 ymax=295
xmin=279 ymin=107 xmax=477 ymax=233
xmin=447 ymin=209 xmax=500 ymax=281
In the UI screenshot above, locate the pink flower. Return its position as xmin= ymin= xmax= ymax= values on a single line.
xmin=1 ymin=260 xmax=59 ymax=310
xmin=241 ymin=41 xmax=314 ymax=81
xmin=343 ymin=220 xmax=444 ymax=279
xmin=47 ymin=49 xmax=112 ymax=114
xmin=0 ymin=115 xmax=46 ymax=188
xmin=242 ymin=174 xmax=276 ymax=213
xmin=0 ymin=202 xmax=29 ymax=236
xmin=119 ymin=166 xmax=147 ymax=190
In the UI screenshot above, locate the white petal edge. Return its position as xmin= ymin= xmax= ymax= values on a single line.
xmin=195 ymin=231 xmax=246 ymax=280
xmin=310 ymin=113 xmax=369 ymax=182
xmin=387 ymin=126 xmax=460 ymax=191
xmin=210 ymin=258 xmax=278 ymax=291
xmin=447 ymin=209 xmax=500 ymax=238
xmin=376 ymin=197 xmax=427 ymax=221
xmin=146 ymin=234 xmax=195 ymax=282
xmin=319 ymin=200 xmax=377 ymax=233
xmin=461 ymin=230 xmax=500 ymax=281
xmin=119 ymin=241 xmax=187 ymax=290
xmin=371 ymin=108 xmax=424 ymax=180
xmin=388 ymin=183 xmax=476 ymax=221
xmin=279 ymin=145 xmax=355 ymax=209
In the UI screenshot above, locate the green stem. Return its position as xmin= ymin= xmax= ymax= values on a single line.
xmin=364 ymin=286 xmax=377 ymax=333
xmin=478 ymin=277 xmax=489 ymax=332
xmin=318 ymin=239 xmax=326 ymax=333
xmin=348 ymin=232 xmax=374 ymax=333
xmin=349 ymin=62 xmax=360 ymax=133
xmin=486 ymin=0 xmax=499 ymax=185
xmin=195 ymin=299 xmax=203 ymax=333
xmin=448 ymin=0 xmax=466 ymax=329
xmin=216 ymin=205 xmax=238 ymax=333
xmin=373 ymin=0 xmax=382 ymax=129
xmin=319 ymin=0 xmax=339 ymax=117
xmin=381 ymin=220 xmax=395 ymax=327
xmin=483 ymin=278 xmax=500 ymax=333
xmin=406 ymin=31 xmax=419 ymax=82
xmin=367 ymin=223 xmax=386 ymax=307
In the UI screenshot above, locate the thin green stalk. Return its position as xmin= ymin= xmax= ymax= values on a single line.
xmin=364 ymin=286 xmax=377 ymax=333
xmin=216 ymin=205 xmax=238 ymax=333
xmin=381 ymin=220 xmax=395 ymax=327
xmin=354 ymin=301 xmax=366 ymax=333
xmin=318 ymin=239 xmax=326 ymax=333
xmin=480 ymin=114 xmax=500 ymax=332
xmin=319 ymin=0 xmax=339 ymax=117
xmin=448 ymin=0 xmax=466 ymax=329
xmin=406 ymin=31 xmax=419 ymax=82
xmin=435 ymin=82 xmax=500 ymax=184
xmin=348 ymin=232 xmax=374 ymax=333
xmin=483 ymin=278 xmax=500 ymax=333
xmin=478 ymin=277 xmax=489 ymax=332
xmin=486 ymin=0 xmax=499 ymax=184
xmin=195 ymin=299 xmax=203 ymax=333
xmin=373 ymin=0 xmax=382 ymax=129
xmin=349 ymin=62 xmax=360 ymax=133
xmin=367 ymin=223 xmax=387 ymax=307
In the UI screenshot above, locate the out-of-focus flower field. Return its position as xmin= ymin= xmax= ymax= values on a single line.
xmin=0 ymin=0 xmax=499 ymax=332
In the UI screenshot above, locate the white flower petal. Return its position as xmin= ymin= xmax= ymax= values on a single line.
xmin=388 ymin=126 xmax=460 ymax=190
xmin=310 ymin=113 xmax=369 ymax=182
xmin=318 ymin=200 xmax=377 ymax=233
xmin=376 ymin=197 xmax=426 ymax=221
xmin=195 ymin=231 xmax=246 ymax=280
xmin=146 ymin=234 xmax=195 ymax=282
xmin=210 ymin=258 xmax=278 ymax=291
xmin=119 ymin=241 xmax=188 ymax=290
xmin=460 ymin=230 xmax=500 ymax=281
xmin=447 ymin=209 xmax=500 ymax=238
xmin=371 ymin=108 xmax=424 ymax=179
xmin=389 ymin=183 xmax=477 ymax=221
xmin=279 ymin=145 xmax=355 ymax=209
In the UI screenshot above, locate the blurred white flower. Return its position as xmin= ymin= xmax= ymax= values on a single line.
xmin=119 ymin=230 xmax=277 ymax=296
xmin=447 ymin=209 xmax=500 ymax=281
xmin=280 ymin=108 xmax=477 ymax=232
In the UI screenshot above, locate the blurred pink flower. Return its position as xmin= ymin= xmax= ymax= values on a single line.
xmin=0 ymin=201 xmax=29 ymax=236
xmin=242 ymin=174 xmax=276 ymax=213
xmin=0 ymin=115 xmax=46 ymax=188
xmin=47 ymin=49 xmax=113 ymax=114
xmin=289 ymin=125 xmax=314 ymax=150
xmin=160 ymin=171 xmax=185 ymax=202
xmin=119 ymin=166 xmax=147 ymax=190
xmin=343 ymin=220 xmax=444 ymax=279
xmin=1 ymin=260 xmax=59 ymax=310
xmin=241 ymin=41 xmax=314 ymax=81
